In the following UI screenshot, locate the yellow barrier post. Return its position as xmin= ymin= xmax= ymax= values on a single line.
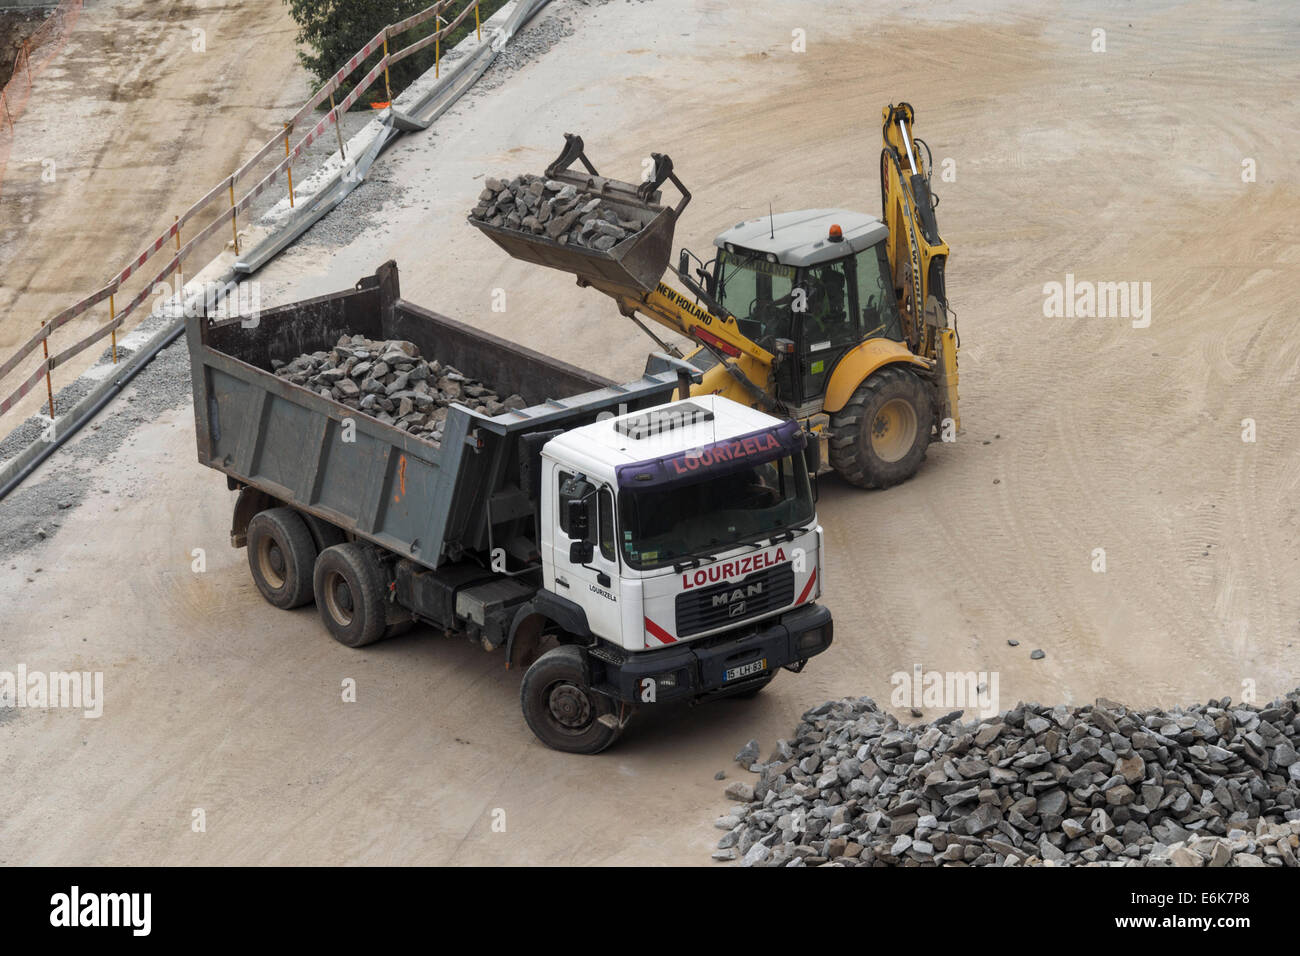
xmin=383 ymin=31 xmax=392 ymax=103
xmin=41 ymin=320 xmax=53 ymax=418
xmin=284 ymin=123 xmax=294 ymax=207
xmin=476 ymin=1 xmax=481 ymax=42
xmin=174 ymin=215 xmax=182 ymax=296
xmin=109 ymin=294 xmax=117 ymax=364
xmin=229 ymin=180 xmax=239 ymax=254
xmin=330 ymin=92 xmax=346 ymax=159
xmin=435 ymin=15 xmax=446 ymax=78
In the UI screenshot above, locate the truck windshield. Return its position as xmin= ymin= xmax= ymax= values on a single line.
xmin=618 ymin=454 xmax=815 ymax=570
xmin=715 ymin=249 xmax=796 ymax=352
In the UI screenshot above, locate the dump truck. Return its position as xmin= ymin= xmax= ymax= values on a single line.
xmin=469 ymin=103 xmax=959 ymax=490
xmin=186 ymin=262 xmax=832 ymax=753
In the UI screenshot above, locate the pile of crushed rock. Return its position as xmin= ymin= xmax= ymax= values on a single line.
xmin=714 ymin=690 xmax=1300 ymax=867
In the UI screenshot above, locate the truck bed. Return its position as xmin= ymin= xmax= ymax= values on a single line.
xmin=186 ymin=261 xmax=678 ymax=569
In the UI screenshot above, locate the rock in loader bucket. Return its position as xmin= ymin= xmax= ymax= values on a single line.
xmin=468 ymin=133 xmax=690 ymax=297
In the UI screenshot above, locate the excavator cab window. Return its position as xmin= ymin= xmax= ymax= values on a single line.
xmin=715 ymin=249 xmax=796 ymax=352
xmin=855 ymin=242 xmax=904 ymax=342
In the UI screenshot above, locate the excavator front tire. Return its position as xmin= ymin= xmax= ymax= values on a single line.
xmin=829 ymin=365 xmax=934 ymax=489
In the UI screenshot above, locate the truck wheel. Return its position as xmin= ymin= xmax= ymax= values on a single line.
xmin=313 ymin=543 xmax=388 ymax=648
xmin=520 ymin=645 xmax=621 ymax=754
xmin=829 ymin=365 xmax=934 ymax=489
xmin=247 ymin=507 xmax=317 ymax=609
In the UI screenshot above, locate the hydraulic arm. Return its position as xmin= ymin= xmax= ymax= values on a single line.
xmin=880 ymin=102 xmax=959 ymax=429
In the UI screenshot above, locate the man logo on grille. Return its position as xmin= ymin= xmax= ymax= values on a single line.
xmin=712 ymin=582 xmax=764 ymax=610
xmin=729 ymin=602 xmax=747 ymax=617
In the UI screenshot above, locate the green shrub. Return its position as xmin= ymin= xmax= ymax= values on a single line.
xmin=284 ymin=0 xmax=510 ymax=109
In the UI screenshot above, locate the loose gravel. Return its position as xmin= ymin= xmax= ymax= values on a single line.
xmin=294 ymin=168 xmax=408 ymax=249
xmin=475 ymin=9 xmax=576 ymax=92
xmin=714 ymin=690 xmax=1300 ymax=867
xmin=0 ymin=317 xmax=193 ymax=565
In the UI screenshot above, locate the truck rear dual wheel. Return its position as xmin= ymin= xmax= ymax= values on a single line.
xmin=313 ymin=543 xmax=389 ymax=648
xmin=829 ymin=365 xmax=935 ymax=489
xmin=247 ymin=508 xmax=317 ymax=609
xmin=520 ymin=645 xmax=622 ymax=754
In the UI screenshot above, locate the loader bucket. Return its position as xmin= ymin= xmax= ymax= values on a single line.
xmin=468 ymin=134 xmax=691 ymax=298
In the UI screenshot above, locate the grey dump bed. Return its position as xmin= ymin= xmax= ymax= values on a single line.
xmin=186 ymin=261 xmax=677 ymax=569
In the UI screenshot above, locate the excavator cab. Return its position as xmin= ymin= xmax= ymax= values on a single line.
xmin=711 ymin=210 xmax=904 ymax=412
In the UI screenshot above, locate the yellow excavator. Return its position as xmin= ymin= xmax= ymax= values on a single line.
xmin=471 ymin=102 xmax=959 ymax=488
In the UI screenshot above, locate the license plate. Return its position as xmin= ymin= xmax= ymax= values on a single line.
xmin=724 ymin=658 xmax=767 ymax=682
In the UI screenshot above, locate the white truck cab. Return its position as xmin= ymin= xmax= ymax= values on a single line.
xmin=529 ymin=394 xmax=833 ymax=722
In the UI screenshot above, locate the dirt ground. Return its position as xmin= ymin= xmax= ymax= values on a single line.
xmin=0 ymin=0 xmax=307 ymax=424
xmin=2 ymin=0 xmax=1298 ymax=865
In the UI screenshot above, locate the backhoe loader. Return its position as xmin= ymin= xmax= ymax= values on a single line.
xmin=470 ymin=103 xmax=959 ymax=489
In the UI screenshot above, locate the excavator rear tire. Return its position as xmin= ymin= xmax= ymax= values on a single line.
xmin=829 ymin=365 xmax=934 ymax=489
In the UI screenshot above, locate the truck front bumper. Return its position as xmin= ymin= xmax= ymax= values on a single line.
xmin=588 ymin=603 xmax=833 ymax=705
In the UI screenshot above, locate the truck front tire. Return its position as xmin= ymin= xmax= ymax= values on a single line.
xmin=247 ymin=507 xmax=317 ymax=609
xmin=313 ymin=543 xmax=388 ymax=648
xmin=520 ymin=645 xmax=622 ymax=754
xmin=829 ymin=365 xmax=934 ymax=489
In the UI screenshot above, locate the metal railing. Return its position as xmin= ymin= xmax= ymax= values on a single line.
xmin=0 ymin=0 xmax=483 ymax=421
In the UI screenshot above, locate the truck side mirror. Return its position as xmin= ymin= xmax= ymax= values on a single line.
xmin=567 ymin=497 xmax=590 ymax=541
xmin=803 ymin=438 xmax=821 ymax=502
xmin=569 ymin=540 xmax=594 ymax=564
xmin=803 ymin=437 xmax=821 ymax=474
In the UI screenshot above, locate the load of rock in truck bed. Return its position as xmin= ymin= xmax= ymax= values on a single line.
xmin=272 ymin=335 xmax=526 ymax=444
xmin=468 ymin=173 xmax=649 ymax=250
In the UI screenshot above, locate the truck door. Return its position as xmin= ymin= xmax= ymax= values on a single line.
xmin=554 ymin=471 xmax=623 ymax=643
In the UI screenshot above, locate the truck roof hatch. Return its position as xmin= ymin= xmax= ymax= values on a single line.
xmin=614 ymin=401 xmax=714 ymax=440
